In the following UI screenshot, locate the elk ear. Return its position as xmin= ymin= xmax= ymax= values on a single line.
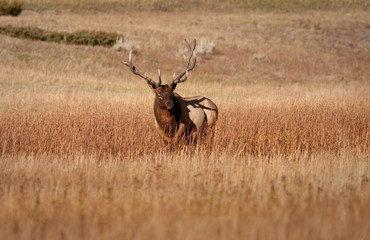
xmin=170 ymin=82 xmax=177 ymax=91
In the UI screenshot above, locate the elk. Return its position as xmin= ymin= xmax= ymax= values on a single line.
xmin=123 ymin=39 xmax=218 ymax=145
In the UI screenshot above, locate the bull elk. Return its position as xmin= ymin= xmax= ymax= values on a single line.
xmin=123 ymin=39 xmax=218 ymax=145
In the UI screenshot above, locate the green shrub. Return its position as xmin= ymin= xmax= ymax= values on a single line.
xmin=0 ymin=25 xmax=122 ymax=47
xmin=0 ymin=0 xmax=22 ymax=16
xmin=46 ymin=32 xmax=64 ymax=43
xmin=65 ymin=31 xmax=118 ymax=47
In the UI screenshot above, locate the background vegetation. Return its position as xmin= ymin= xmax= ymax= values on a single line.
xmin=0 ymin=0 xmax=22 ymax=16
xmin=0 ymin=25 xmax=123 ymax=46
xmin=0 ymin=1 xmax=369 ymax=239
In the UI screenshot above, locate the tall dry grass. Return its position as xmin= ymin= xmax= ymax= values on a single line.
xmin=0 ymin=97 xmax=368 ymax=158
xmin=0 ymin=151 xmax=369 ymax=240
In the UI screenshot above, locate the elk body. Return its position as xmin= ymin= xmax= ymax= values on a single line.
xmin=123 ymin=39 xmax=218 ymax=144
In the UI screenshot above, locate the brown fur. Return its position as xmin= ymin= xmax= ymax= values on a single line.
xmin=152 ymin=85 xmax=218 ymax=144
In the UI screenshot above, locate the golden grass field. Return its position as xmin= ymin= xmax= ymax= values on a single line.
xmin=0 ymin=1 xmax=369 ymax=239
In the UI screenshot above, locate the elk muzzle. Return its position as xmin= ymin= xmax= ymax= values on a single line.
xmin=165 ymin=101 xmax=174 ymax=109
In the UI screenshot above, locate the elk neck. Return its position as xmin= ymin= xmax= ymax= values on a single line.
xmin=153 ymin=96 xmax=180 ymax=128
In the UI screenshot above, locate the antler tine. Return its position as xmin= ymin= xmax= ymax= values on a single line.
xmin=184 ymin=38 xmax=196 ymax=51
xmin=157 ymin=69 xmax=162 ymax=85
xmin=172 ymin=39 xmax=197 ymax=84
xmin=176 ymin=70 xmax=189 ymax=84
xmin=183 ymin=39 xmax=197 ymax=71
xmin=123 ymin=51 xmax=158 ymax=89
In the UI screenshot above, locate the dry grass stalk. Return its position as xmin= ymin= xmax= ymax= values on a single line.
xmin=0 ymin=151 xmax=369 ymax=240
xmin=0 ymin=98 xmax=368 ymax=158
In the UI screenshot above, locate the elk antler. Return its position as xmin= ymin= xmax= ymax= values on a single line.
xmin=172 ymin=39 xmax=197 ymax=85
xmin=123 ymin=51 xmax=160 ymax=89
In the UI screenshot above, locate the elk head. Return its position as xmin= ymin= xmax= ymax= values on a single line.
xmin=123 ymin=39 xmax=197 ymax=110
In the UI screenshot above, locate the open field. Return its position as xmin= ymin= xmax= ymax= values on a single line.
xmin=0 ymin=1 xmax=369 ymax=239
xmin=15 ymin=0 xmax=370 ymax=12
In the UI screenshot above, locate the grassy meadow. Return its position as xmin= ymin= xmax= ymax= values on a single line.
xmin=0 ymin=1 xmax=369 ymax=239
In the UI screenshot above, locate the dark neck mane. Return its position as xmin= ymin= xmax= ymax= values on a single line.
xmin=153 ymin=97 xmax=180 ymax=136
